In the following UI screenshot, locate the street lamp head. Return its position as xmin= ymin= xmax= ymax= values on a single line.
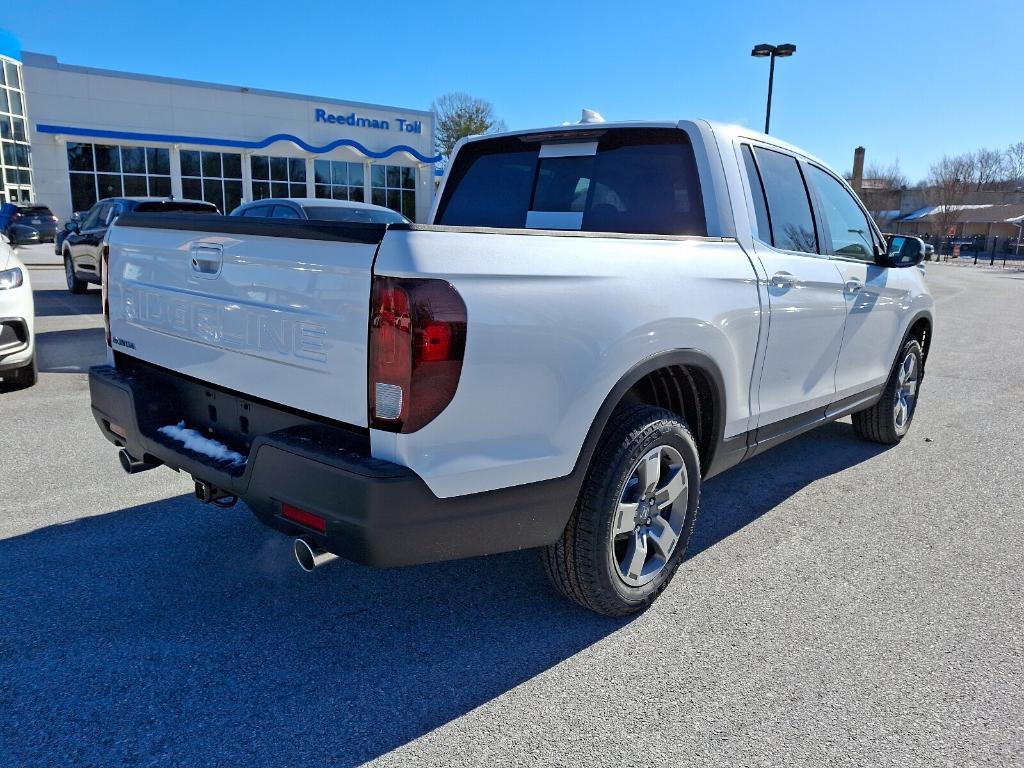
xmin=751 ymin=44 xmax=774 ymax=57
xmin=774 ymin=43 xmax=797 ymax=57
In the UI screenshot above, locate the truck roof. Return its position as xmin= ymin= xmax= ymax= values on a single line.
xmin=460 ymin=119 xmax=827 ymax=169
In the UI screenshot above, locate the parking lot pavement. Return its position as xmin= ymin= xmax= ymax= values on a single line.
xmin=1 ymin=264 xmax=1021 ymax=767
xmin=13 ymin=241 xmax=62 ymax=267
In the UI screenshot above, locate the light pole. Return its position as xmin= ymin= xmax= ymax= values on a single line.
xmin=751 ymin=43 xmax=796 ymax=134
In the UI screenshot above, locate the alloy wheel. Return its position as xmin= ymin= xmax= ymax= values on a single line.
xmin=611 ymin=444 xmax=689 ymax=587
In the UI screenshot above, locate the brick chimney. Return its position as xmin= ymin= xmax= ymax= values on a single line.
xmin=851 ymin=146 xmax=866 ymax=195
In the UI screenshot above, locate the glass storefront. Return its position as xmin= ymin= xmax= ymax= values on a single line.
xmin=181 ymin=150 xmax=243 ymax=213
xmin=313 ymin=159 xmax=364 ymax=201
xmin=251 ymin=155 xmax=306 ymax=200
xmin=0 ymin=56 xmax=32 ymax=204
xmin=67 ymin=143 xmax=172 ymax=213
xmin=371 ymin=164 xmax=416 ymax=219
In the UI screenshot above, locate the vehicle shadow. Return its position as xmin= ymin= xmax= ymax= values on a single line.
xmin=35 ymin=327 xmax=106 ymax=373
xmin=690 ymin=420 xmax=890 ymax=558
xmin=0 ymin=495 xmax=629 ymax=766
xmin=32 ymin=288 xmax=101 ymax=318
xmin=0 ymin=421 xmax=890 ymax=766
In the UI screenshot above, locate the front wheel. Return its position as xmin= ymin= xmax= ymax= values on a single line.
xmin=1 ymin=355 xmax=37 ymax=390
xmin=542 ymin=405 xmax=701 ymax=617
xmin=852 ymin=338 xmax=923 ymax=444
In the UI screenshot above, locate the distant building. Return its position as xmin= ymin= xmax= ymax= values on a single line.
xmin=0 ymin=28 xmax=440 ymax=221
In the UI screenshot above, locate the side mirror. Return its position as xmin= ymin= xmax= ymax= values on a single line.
xmin=64 ymin=219 xmax=79 ymax=233
xmin=880 ymin=234 xmax=924 ymax=268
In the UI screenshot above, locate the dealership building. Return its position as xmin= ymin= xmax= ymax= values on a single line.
xmin=0 ymin=29 xmax=439 ymax=222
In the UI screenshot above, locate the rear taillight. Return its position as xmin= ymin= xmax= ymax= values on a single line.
xmin=368 ymin=276 xmax=467 ymax=433
xmin=101 ymin=243 xmax=111 ymax=347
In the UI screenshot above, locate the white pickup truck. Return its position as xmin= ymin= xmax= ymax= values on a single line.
xmin=89 ymin=120 xmax=933 ymax=616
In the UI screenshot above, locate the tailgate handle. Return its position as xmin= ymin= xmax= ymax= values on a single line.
xmin=191 ymin=243 xmax=223 ymax=278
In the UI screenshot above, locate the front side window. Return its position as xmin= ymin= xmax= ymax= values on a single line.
xmin=752 ymin=147 xmax=818 ymax=254
xmin=436 ymin=128 xmax=706 ymax=236
xmin=805 ymin=165 xmax=876 ymax=261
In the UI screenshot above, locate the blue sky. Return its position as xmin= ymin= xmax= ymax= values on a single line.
xmin=4 ymin=0 xmax=1020 ymax=182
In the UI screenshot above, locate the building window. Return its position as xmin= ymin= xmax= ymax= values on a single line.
xmin=65 ymin=143 xmax=173 ymax=213
xmin=313 ymin=160 xmax=364 ymax=201
xmin=181 ymin=150 xmax=243 ymax=213
xmin=371 ymin=164 xmax=415 ymax=219
xmin=0 ymin=55 xmax=32 ymax=204
xmin=250 ymin=155 xmax=306 ymax=200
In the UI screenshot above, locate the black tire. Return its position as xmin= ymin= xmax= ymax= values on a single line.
xmin=64 ymin=254 xmax=87 ymax=294
xmin=852 ymin=338 xmax=923 ymax=444
xmin=1 ymin=356 xmax=37 ymax=391
xmin=542 ymin=404 xmax=701 ymax=617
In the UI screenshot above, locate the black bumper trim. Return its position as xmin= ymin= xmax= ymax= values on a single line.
xmin=89 ymin=364 xmax=578 ymax=567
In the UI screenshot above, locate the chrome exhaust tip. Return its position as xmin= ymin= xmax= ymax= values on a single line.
xmin=294 ymin=536 xmax=339 ymax=572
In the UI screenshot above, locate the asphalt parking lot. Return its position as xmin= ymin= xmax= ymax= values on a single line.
xmin=1 ymin=261 xmax=1021 ymax=767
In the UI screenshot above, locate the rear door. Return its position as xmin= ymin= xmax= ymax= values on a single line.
xmin=107 ymin=216 xmax=387 ymax=426
xmin=739 ymin=143 xmax=847 ymax=427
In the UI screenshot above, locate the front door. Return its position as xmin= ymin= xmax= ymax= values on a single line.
xmin=740 ymin=143 xmax=847 ymax=427
xmin=803 ymin=164 xmax=911 ymax=399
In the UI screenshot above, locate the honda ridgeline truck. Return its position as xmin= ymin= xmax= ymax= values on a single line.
xmin=89 ymin=120 xmax=933 ymax=616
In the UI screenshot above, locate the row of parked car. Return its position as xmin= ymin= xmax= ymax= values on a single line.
xmin=0 ymin=194 xmax=410 ymax=390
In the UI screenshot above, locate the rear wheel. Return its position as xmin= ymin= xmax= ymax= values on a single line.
xmin=64 ymin=254 xmax=87 ymax=294
xmin=542 ymin=405 xmax=701 ymax=617
xmin=852 ymin=338 xmax=923 ymax=444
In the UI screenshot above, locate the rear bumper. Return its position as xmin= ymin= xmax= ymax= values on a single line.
xmin=88 ymin=363 xmax=575 ymax=567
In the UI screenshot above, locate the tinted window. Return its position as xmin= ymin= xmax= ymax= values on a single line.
xmin=437 ymin=129 xmax=706 ymax=236
xmin=752 ymin=147 xmax=818 ymax=254
xmin=741 ymin=145 xmax=771 ymax=243
xmin=302 ymin=206 xmax=407 ymax=224
xmin=805 ymin=165 xmax=875 ymax=261
xmin=239 ymin=205 xmax=273 ymax=217
xmin=271 ymin=205 xmax=302 ymax=219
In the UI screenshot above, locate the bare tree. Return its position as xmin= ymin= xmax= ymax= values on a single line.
xmin=864 ymin=160 xmax=908 ymax=189
xmin=925 ymin=154 xmax=973 ymax=247
xmin=969 ymin=148 xmax=1008 ymax=190
xmin=432 ymin=92 xmax=507 ymax=161
xmin=1005 ymin=141 xmax=1024 ymax=186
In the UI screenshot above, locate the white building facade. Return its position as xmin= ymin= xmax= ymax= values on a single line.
xmin=10 ymin=42 xmax=438 ymax=221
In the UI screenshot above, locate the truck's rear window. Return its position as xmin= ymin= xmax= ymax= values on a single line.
xmin=436 ymin=128 xmax=706 ymax=237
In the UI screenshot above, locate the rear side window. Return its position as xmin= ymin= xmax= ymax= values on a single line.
xmin=437 ymin=129 xmax=706 ymax=237
xmin=751 ymin=147 xmax=818 ymax=254
xmin=740 ymin=145 xmax=771 ymax=243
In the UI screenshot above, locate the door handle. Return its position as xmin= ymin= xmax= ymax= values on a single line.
xmin=845 ymin=278 xmax=865 ymax=294
xmin=769 ymin=271 xmax=797 ymax=288
xmin=190 ymin=242 xmax=223 ymax=278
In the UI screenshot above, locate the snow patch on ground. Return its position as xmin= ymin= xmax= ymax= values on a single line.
xmin=158 ymin=421 xmax=246 ymax=467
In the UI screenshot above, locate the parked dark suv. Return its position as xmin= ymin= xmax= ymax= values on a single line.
xmin=62 ymin=197 xmax=218 ymax=293
xmin=0 ymin=203 xmax=59 ymax=243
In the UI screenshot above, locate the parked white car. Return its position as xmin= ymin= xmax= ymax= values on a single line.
xmin=89 ymin=119 xmax=933 ymax=616
xmin=0 ymin=234 xmax=36 ymax=389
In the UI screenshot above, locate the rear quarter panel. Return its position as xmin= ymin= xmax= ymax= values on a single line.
xmin=372 ymin=227 xmax=762 ymax=498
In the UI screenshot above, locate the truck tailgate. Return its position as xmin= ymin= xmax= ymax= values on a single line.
xmin=106 ymin=214 xmax=385 ymax=427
